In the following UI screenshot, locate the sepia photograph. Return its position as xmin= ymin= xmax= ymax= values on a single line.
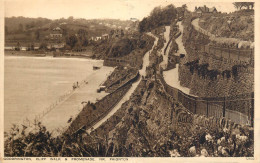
xmin=0 ymin=0 xmax=258 ymax=161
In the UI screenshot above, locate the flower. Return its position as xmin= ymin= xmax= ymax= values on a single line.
xmin=236 ymin=134 xmax=248 ymax=144
xmin=201 ymin=148 xmax=208 ymax=157
xmin=218 ymin=146 xmax=223 ymax=152
xmin=223 ymin=128 xmax=229 ymax=133
xmin=217 ymin=137 xmax=226 ymax=145
xmin=189 ymin=146 xmax=196 ymax=156
xmin=169 ymin=149 xmax=180 ymax=157
xmin=205 ymin=133 xmax=213 ymax=142
xmin=221 ymin=147 xmax=229 ymax=156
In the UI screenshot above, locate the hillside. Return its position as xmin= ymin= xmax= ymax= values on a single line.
xmin=198 ymin=10 xmax=254 ymax=41
xmin=5 ymin=17 xmax=134 ymax=47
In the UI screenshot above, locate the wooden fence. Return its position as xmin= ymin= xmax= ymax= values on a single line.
xmin=157 ymin=74 xmax=254 ymax=126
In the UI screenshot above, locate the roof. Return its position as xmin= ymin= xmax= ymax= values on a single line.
xmin=209 ymin=7 xmax=217 ymax=12
xmin=53 ymin=27 xmax=61 ymax=31
xmin=195 ymin=6 xmax=217 ymax=13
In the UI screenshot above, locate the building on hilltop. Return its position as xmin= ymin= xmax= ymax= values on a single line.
xmin=130 ymin=18 xmax=139 ymax=22
xmin=194 ymin=5 xmax=218 ymax=15
xmin=102 ymin=34 xmax=109 ymax=40
xmin=50 ymin=27 xmax=63 ymax=39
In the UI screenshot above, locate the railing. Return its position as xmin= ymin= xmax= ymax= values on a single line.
xmin=157 ymin=74 xmax=254 ymax=126
xmin=189 ymin=19 xmax=254 ymax=65
xmin=190 ymin=43 xmax=254 ymax=65
xmin=22 ymin=76 xmax=92 ymax=129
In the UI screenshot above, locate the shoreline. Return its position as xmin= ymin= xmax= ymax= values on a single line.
xmin=4 ymin=50 xmax=95 ymax=60
xmin=4 ymin=56 xmax=114 ymax=133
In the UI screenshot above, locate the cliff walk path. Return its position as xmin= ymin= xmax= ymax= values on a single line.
xmin=162 ymin=21 xmax=192 ymax=96
xmin=159 ymin=26 xmax=171 ymax=70
xmin=86 ymin=32 xmax=159 ymax=134
xmin=40 ymin=66 xmax=114 ymax=135
xmin=192 ymin=18 xmax=253 ymax=47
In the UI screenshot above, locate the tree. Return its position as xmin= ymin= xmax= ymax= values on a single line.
xmin=18 ymin=23 xmax=23 ymax=32
xmin=138 ymin=5 xmax=177 ymax=32
xmin=66 ymin=35 xmax=78 ymax=49
xmin=233 ymin=2 xmax=254 ymax=10
xmin=68 ymin=16 xmax=74 ymax=22
xmin=182 ymin=4 xmax=187 ymax=10
xmin=39 ymin=42 xmax=48 ymax=50
xmin=35 ymin=30 xmax=40 ymax=40
xmin=15 ymin=42 xmax=21 ymax=51
xmin=5 ymin=25 xmax=8 ymax=35
xmin=77 ymin=29 xmax=88 ymax=46
xmin=31 ymin=43 xmax=35 ymax=50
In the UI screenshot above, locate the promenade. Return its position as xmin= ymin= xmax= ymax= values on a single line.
xmin=40 ymin=66 xmax=114 ymax=135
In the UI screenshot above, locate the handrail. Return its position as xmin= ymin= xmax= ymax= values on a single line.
xmin=157 ymin=74 xmax=253 ymax=126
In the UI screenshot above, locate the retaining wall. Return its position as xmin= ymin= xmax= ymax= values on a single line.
xmin=66 ymin=72 xmax=140 ymax=135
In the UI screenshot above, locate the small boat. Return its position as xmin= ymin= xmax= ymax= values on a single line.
xmin=35 ymin=53 xmax=46 ymax=57
xmin=93 ymin=66 xmax=101 ymax=70
xmin=97 ymin=86 xmax=106 ymax=93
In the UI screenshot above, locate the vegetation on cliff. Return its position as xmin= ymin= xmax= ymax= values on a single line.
xmin=199 ymin=10 xmax=254 ymax=41
xmin=139 ymin=5 xmax=178 ymax=33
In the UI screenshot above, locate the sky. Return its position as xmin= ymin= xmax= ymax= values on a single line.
xmin=4 ymin=0 xmax=237 ymax=20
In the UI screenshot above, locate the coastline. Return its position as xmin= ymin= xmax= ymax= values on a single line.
xmin=4 ymin=55 xmax=113 ymax=133
xmin=4 ymin=50 xmax=94 ymax=60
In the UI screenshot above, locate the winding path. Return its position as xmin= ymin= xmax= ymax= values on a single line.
xmin=86 ymin=32 xmax=159 ymax=133
xmin=163 ymin=21 xmax=192 ymax=96
xmin=192 ymin=18 xmax=253 ymax=47
xmin=159 ymin=26 xmax=171 ymax=70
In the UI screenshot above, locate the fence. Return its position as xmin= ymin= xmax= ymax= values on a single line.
xmin=157 ymin=74 xmax=254 ymax=126
xmin=22 ymin=75 xmax=93 ymax=129
xmin=190 ymin=19 xmax=254 ymax=65
xmin=191 ymin=43 xmax=254 ymax=65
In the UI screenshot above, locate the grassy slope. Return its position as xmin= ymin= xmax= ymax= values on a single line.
xmin=199 ymin=10 xmax=254 ymax=41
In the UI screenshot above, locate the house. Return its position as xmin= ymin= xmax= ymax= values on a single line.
xmin=21 ymin=47 xmax=27 ymax=51
xmin=50 ymin=33 xmax=62 ymax=38
xmin=53 ymin=27 xmax=62 ymax=31
xmin=102 ymin=34 xmax=109 ymax=40
xmin=4 ymin=46 xmax=15 ymax=50
xmin=194 ymin=5 xmax=217 ymax=14
xmin=130 ymin=18 xmax=139 ymax=22
xmin=94 ymin=36 xmax=102 ymax=41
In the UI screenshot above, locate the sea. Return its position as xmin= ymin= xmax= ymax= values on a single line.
xmin=4 ymin=56 xmax=109 ymax=132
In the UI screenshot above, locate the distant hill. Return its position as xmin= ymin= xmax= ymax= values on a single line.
xmin=5 ymin=16 xmax=135 ymax=46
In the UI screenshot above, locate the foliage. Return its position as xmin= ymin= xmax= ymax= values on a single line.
xmin=233 ymin=2 xmax=254 ymax=10
xmin=139 ymin=5 xmax=177 ymax=32
xmin=66 ymin=35 xmax=78 ymax=49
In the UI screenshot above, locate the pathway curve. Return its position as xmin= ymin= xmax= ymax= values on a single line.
xmin=162 ymin=22 xmax=192 ymax=96
xmin=87 ymin=32 xmax=159 ymax=133
xmin=192 ymin=18 xmax=253 ymax=47
xmin=159 ymin=26 xmax=171 ymax=70
xmin=175 ymin=21 xmax=186 ymax=56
